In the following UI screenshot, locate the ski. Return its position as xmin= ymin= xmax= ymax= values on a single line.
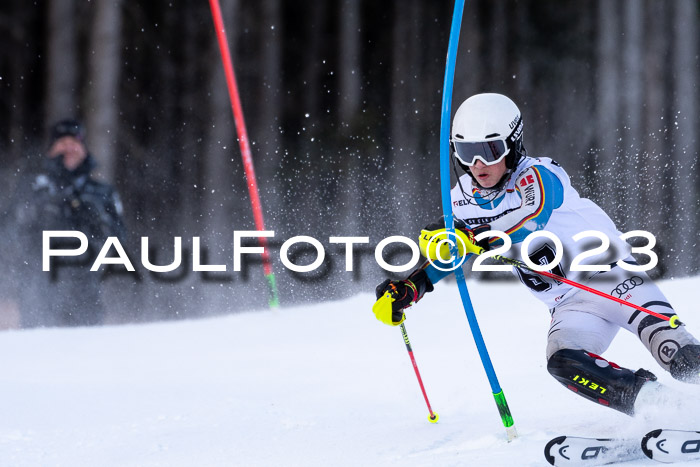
xmin=544 ymin=435 xmax=643 ymax=466
xmin=545 ymin=429 xmax=700 ymax=465
xmin=641 ymin=429 xmax=700 ymax=463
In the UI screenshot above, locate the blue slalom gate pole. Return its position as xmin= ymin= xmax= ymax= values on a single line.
xmin=439 ymin=0 xmax=517 ymax=441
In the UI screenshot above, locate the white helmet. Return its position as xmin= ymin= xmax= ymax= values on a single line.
xmin=451 ymin=93 xmax=525 ymax=170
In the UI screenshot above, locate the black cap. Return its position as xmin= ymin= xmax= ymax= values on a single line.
xmin=49 ymin=119 xmax=85 ymax=145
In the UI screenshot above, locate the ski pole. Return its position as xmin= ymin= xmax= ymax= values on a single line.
xmin=477 ymin=248 xmax=682 ymax=328
xmin=438 ymin=0 xmax=517 ymax=442
xmin=208 ymin=0 xmax=280 ymax=308
xmin=400 ymin=322 xmax=439 ymax=423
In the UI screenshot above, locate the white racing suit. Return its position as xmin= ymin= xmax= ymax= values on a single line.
xmin=546 ymin=266 xmax=697 ymax=373
xmin=423 ymin=155 xmax=699 ymax=414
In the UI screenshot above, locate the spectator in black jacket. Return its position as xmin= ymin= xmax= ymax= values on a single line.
xmin=1 ymin=119 xmax=125 ymax=327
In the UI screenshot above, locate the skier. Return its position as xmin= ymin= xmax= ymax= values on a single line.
xmin=373 ymin=93 xmax=700 ymax=416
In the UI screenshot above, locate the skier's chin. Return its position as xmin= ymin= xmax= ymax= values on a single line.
xmin=474 ymin=174 xmax=497 ymax=188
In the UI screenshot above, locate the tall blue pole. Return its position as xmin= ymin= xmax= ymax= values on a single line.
xmin=439 ymin=0 xmax=517 ymax=441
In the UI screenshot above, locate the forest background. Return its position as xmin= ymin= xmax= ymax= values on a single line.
xmin=0 ymin=0 xmax=697 ymax=322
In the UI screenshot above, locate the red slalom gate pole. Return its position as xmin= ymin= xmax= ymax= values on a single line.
xmin=208 ymin=0 xmax=279 ymax=308
xmin=400 ymin=323 xmax=439 ymax=423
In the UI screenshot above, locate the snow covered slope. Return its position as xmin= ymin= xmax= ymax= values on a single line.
xmin=1 ymin=277 xmax=699 ymax=466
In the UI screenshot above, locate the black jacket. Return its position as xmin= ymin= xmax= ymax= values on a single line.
xmin=1 ymin=153 xmax=126 ymax=326
xmin=21 ymin=154 xmax=125 ymax=242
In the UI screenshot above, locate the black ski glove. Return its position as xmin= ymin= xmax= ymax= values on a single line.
xmin=471 ymin=224 xmax=492 ymax=251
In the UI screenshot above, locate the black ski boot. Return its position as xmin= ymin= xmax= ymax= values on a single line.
xmin=547 ymin=349 xmax=657 ymax=415
xmin=669 ymin=344 xmax=700 ymax=383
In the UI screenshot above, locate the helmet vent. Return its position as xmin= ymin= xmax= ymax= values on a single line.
xmin=485 ymin=133 xmax=500 ymax=138
xmin=455 ymin=133 xmax=464 ymax=139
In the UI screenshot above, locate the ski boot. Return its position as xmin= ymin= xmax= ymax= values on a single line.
xmin=669 ymin=344 xmax=700 ymax=384
xmin=547 ymin=348 xmax=657 ymax=415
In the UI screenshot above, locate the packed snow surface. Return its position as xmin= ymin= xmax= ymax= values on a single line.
xmin=2 ymin=277 xmax=700 ymax=466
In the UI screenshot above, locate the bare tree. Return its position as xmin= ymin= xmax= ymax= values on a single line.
xmin=672 ymin=0 xmax=699 ymax=269
xmin=259 ymin=0 xmax=283 ymax=217
xmin=512 ymin=0 xmax=533 ymax=102
xmin=595 ymin=0 xmax=621 ymax=218
xmin=86 ymin=0 xmax=123 ymax=181
xmin=642 ymin=1 xmax=669 ymax=236
xmin=3 ymin=2 xmax=31 ymax=164
xmin=338 ymin=0 xmax=361 ymax=130
xmin=390 ymin=0 xmax=413 ymax=219
xmin=454 ymin=0 xmax=482 ymax=104
xmin=46 ymin=0 xmax=78 ymax=125
xmin=390 ymin=0 xmax=424 ymax=230
xmin=337 ymin=0 xmax=362 ymax=234
xmin=620 ymin=0 xmax=644 ymax=228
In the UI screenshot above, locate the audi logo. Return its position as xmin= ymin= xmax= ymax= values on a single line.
xmin=610 ymin=276 xmax=644 ymax=297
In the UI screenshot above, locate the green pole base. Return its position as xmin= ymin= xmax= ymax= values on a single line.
xmin=266 ymin=273 xmax=280 ymax=309
xmin=493 ymin=390 xmax=517 ymax=441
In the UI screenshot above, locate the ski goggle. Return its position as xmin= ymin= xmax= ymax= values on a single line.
xmin=452 ymin=139 xmax=510 ymax=166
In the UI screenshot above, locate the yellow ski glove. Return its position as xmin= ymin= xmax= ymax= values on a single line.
xmin=419 ymin=225 xmax=483 ymax=261
xmin=372 ymin=269 xmax=434 ymax=326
